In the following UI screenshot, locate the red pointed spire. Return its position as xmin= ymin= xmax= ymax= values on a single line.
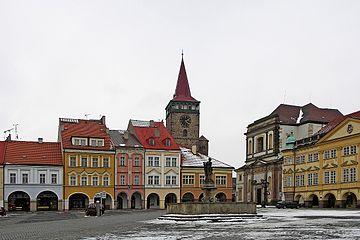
xmin=173 ymin=54 xmax=197 ymax=102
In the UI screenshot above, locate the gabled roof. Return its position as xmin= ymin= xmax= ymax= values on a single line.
xmin=4 ymin=141 xmax=62 ymax=166
xmin=130 ymin=120 xmax=180 ymax=150
xmin=181 ymin=147 xmax=233 ymax=169
xmin=316 ymin=110 xmax=360 ymax=135
xmin=59 ymin=116 xmax=113 ymax=151
xmin=0 ymin=141 xmax=6 ymax=164
xmin=109 ymin=130 xmax=143 ymax=148
xmin=269 ymin=103 xmax=342 ymax=125
xmin=172 ymin=56 xmax=198 ymax=102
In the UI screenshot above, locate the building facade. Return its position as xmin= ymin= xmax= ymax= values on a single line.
xmin=283 ymin=111 xmax=360 ymax=208
xmin=0 ymin=142 xmax=5 ymax=208
xmin=128 ymin=120 xmax=181 ymax=209
xmin=180 ymin=147 xmax=234 ymax=202
xmin=59 ymin=117 xmax=115 ymax=210
xmin=236 ymin=103 xmax=343 ymax=205
xmin=3 ymin=140 xmax=63 ymax=211
xmin=109 ymin=130 xmax=145 ymax=209
xmin=165 ymin=56 xmax=209 ymax=155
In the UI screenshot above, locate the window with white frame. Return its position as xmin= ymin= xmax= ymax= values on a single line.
xmin=103 ymin=158 xmax=109 ymax=168
xmin=120 ymin=175 xmax=126 ymax=185
xmin=22 ymin=173 xmax=29 ymax=184
xmin=286 ymin=176 xmax=293 ymax=187
xmin=39 ymin=173 xmax=46 ymax=184
xmin=295 ymin=175 xmax=305 ymax=186
xmin=182 ymin=175 xmax=195 ymax=185
xmin=70 ymin=175 xmax=77 ymax=186
xmin=154 ymin=176 xmax=160 ymax=185
xmin=51 ymin=173 xmax=57 ymax=184
xmin=133 ymin=156 xmax=140 ymax=167
xmin=171 ymin=176 xmax=177 ymax=185
xmin=134 ymin=175 xmax=140 ymax=185
xmin=120 ymin=156 xmax=126 ymax=166
xmin=344 ymin=145 xmax=357 ymax=156
xmin=70 ymin=156 xmax=77 ymax=167
xmin=10 ymin=173 xmax=16 ymax=184
xmin=308 ymin=153 xmax=319 ymax=162
xmin=92 ymin=176 xmax=99 ymax=186
xmin=308 ymin=173 xmax=318 ymax=186
xmin=81 ymin=157 xmax=87 ymax=167
xmin=324 ymin=149 xmax=337 ymax=159
xmin=72 ymin=137 xmax=87 ymax=146
xmin=81 ymin=176 xmax=87 ymax=186
xmin=147 ymin=156 xmax=160 ymax=167
xmin=296 ymin=155 xmax=305 ymax=164
xmin=216 ymin=176 xmax=227 ymax=185
xmin=350 ymin=168 xmax=357 ymax=182
xmin=92 ymin=157 xmax=99 ymax=167
xmin=103 ymin=176 xmax=109 ymax=186
xmin=166 ymin=176 xmax=172 ymax=185
xmin=165 ymin=157 xmax=171 ymax=167
xmin=286 ymin=157 xmax=293 ymax=165
xmin=200 ymin=175 xmax=205 ymax=185
xmin=147 ymin=175 xmax=154 ymax=185
xmin=343 ymin=168 xmax=356 ymax=183
xmin=324 ymin=171 xmax=336 ymax=184
xmin=171 ymin=157 xmax=177 ymax=167
xmin=89 ymin=138 xmax=104 ymax=147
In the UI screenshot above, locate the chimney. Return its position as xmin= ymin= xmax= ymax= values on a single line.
xmin=5 ymin=134 xmax=11 ymax=142
xmin=38 ymin=138 xmax=43 ymax=143
xmin=191 ymin=145 xmax=197 ymax=155
xmin=101 ymin=116 xmax=106 ymax=125
xmin=149 ymin=120 xmax=155 ymax=127
xmin=123 ymin=131 xmax=129 ymax=140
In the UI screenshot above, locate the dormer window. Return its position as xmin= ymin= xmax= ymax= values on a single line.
xmin=149 ymin=138 xmax=155 ymax=146
xmin=89 ymin=138 xmax=104 ymax=147
xmin=72 ymin=137 xmax=88 ymax=146
xmin=165 ymin=139 xmax=171 ymax=147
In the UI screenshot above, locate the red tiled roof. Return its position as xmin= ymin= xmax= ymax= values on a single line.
xmin=317 ymin=110 xmax=360 ymax=135
xmin=172 ymin=57 xmax=198 ymax=102
xmin=4 ymin=141 xmax=62 ymax=165
xmin=59 ymin=117 xmax=113 ymax=151
xmin=132 ymin=121 xmax=180 ymax=150
xmin=271 ymin=103 xmax=342 ymax=124
xmin=0 ymin=141 xmax=6 ymax=164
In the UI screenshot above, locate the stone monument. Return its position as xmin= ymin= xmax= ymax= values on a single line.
xmin=201 ymin=157 xmax=217 ymax=203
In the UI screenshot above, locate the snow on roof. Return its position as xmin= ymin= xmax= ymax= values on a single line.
xmin=130 ymin=120 xmax=151 ymax=127
xmin=181 ymin=147 xmax=233 ymax=168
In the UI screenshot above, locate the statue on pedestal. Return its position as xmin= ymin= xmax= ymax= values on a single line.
xmin=203 ymin=157 xmax=214 ymax=184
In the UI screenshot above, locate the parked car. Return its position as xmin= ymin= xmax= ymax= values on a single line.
xmin=0 ymin=207 xmax=6 ymax=216
xmin=85 ymin=203 xmax=104 ymax=216
xmin=276 ymin=201 xmax=299 ymax=209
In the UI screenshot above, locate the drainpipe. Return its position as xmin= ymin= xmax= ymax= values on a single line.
xmin=293 ymin=149 xmax=296 ymax=202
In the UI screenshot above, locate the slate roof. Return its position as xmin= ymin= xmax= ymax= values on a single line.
xmin=131 ymin=120 xmax=180 ymax=150
xmin=181 ymin=147 xmax=233 ymax=169
xmin=59 ymin=116 xmax=113 ymax=151
xmin=270 ymin=103 xmax=342 ymax=125
xmin=0 ymin=141 xmax=6 ymax=164
xmin=316 ymin=110 xmax=360 ymax=135
xmin=4 ymin=141 xmax=62 ymax=166
xmin=172 ymin=57 xmax=198 ymax=102
xmin=109 ymin=130 xmax=143 ymax=148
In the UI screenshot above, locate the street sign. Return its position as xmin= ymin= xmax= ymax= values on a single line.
xmin=95 ymin=193 xmax=101 ymax=198
xmin=101 ymin=191 xmax=106 ymax=199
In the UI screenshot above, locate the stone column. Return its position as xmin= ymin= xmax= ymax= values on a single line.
xmin=57 ymin=200 xmax=63 ymax=211
xmin=319 ymin=200 xmax=325 ymax=208
xmin=30 ymin=200 xmax=37 ymax=212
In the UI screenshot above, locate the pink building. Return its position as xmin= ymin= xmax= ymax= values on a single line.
xmin=109 ymin=130 xmax=144 ymax=209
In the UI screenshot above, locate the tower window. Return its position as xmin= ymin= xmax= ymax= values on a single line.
xmin=256 ymin=137 xmax=264 ymax=152
xmin=183 ymin=129 xmax=188 ymax=137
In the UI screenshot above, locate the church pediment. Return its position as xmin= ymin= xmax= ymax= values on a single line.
xmin=341 ymin=160 xmax=358 ymax=167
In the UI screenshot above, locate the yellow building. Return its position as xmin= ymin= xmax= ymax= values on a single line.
xmin=181 ymin=147 xmax=234 ymax=202
xmin=59 ymin=117 xmax=115 ymax=210
xmin=283 ymin=111 xmax=360 ymax=208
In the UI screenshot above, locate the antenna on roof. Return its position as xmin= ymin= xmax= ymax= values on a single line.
xmin=3 ymin=128 xmax=13 ymax=140
xmin=13 ymin=124 xmax=19 ymax=140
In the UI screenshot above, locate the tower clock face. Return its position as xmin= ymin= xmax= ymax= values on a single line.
xmin=180 ymin=115 xmax=191 ymax=128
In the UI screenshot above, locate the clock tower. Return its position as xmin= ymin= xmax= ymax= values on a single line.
xmin=165 ymin=55 xmax=208 ymax=155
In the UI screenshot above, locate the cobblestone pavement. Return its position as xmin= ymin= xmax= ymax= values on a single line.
xmin=2 ymin=208 xmax=360 ymax=239
xmin=0 ymin=209 xmax=165 ymax=240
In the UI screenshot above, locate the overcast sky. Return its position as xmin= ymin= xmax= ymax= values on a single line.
xmin=1 ymin=0 xmax=359 ymax=168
